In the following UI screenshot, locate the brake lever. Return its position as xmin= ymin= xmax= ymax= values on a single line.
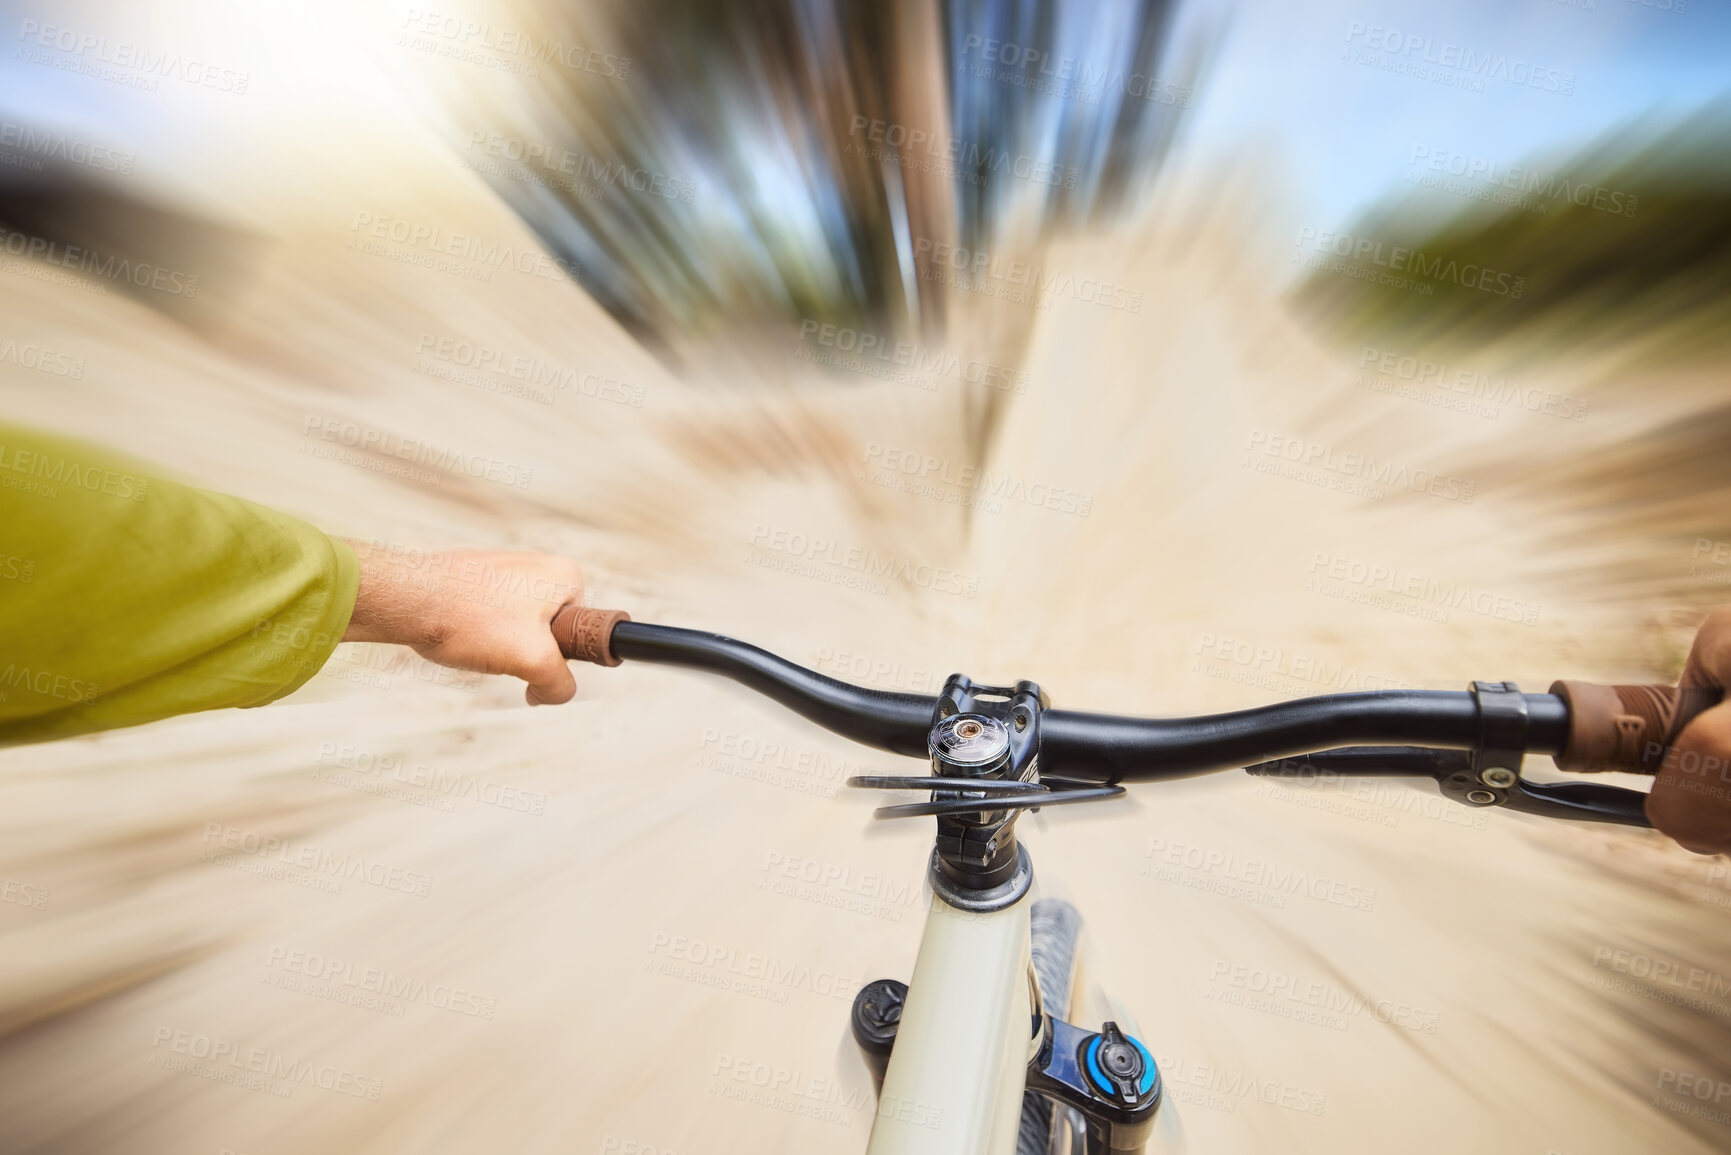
xmin=1499 ymin=777 xmax=1651 ymax=826
xmin=1243 ymin=680 xmax=1657 ymax=829
xmin=1466 ymin=679 xmax=1653 ymax=827
xmin=1243 ymin=745 xmax=1655 ymax=828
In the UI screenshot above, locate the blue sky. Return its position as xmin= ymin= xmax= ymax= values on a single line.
xmin=1178 ymin=0 xmax=1731 ymax=227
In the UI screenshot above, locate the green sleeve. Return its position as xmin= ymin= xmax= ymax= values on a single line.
xmin=0 ymin=421 xmax=359 ymax=745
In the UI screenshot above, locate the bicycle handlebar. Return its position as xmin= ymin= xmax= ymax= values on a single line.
xmin=1040 ymin=693 xmax=1566 ymax=781
xmin=551 ymin=609 xmax=1582 ymax=781
xmin=605 ymin=619 xmax=935 ymax=758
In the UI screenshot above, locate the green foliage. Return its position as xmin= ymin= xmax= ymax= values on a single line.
xmin=1292 ymin=104 xmax=1731 ymax=359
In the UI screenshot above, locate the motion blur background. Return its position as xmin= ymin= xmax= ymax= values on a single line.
xmin=2 ymin=0 xmax=1729 ymax=1151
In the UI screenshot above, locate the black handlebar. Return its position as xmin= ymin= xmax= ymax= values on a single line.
xmin=610 ymin=622 xmax=1570 ymax=782
xmin=612 ymin=622 xmax=934 ymax=755
xmin=1042 ymin=693 xmax=1567 ymax=782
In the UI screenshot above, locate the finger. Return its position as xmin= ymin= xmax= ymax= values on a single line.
xmin=556 ymin=559 xmax=586 ymax=608
xmin=1680 ymin=606 xmax=1731 ymax=689
xmin=521 ymin=646 xmax=579 ymax=706
xmin=1647 ymin=704 xmax=1731 ymax=854
xmin=1644 ymin=792 xmax=1731 ymax=855
xmin=534 ymin=560 xmax=587 ymax=616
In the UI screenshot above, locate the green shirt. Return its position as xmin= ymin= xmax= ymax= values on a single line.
xmin=0 ymin=421 xmax=358 ymax=744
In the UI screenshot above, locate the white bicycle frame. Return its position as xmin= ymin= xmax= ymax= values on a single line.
xmin=866 ymin=892 xmax=1034 ymax=1154
xmin=862 ymin=877 xmax=1186 ymax=1155
xmin=858 ymin=876 xmax=1184 ymax=1155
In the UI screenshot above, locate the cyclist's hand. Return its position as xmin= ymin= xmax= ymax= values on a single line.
xmin=341 ymin=543 xmax=586 ymax=706
xmin=1647 ymin=607 xmax=1731 ymax=854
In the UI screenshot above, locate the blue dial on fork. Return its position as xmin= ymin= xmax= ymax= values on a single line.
xmin=1084 ymin=1032 xmax=1157 ymax=1099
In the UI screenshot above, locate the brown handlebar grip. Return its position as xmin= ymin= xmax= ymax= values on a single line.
xmin=551 ymin=606 xmax=631 ymax=667
xmin=1548 ymin=680 xmax=1722 ymax=773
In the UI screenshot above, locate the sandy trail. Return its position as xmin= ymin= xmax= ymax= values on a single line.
xmin=3 ymin=77 xmax=1730 ymax=1155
